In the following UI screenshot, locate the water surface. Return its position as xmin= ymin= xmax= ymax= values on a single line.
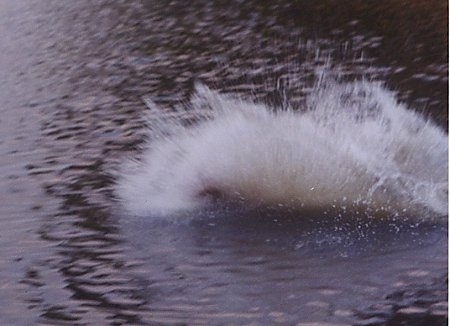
xmin=0 ymin=0 xmax=447 ymax=325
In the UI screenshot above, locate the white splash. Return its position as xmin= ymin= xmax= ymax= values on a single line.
xmin=117 ymin=78 xmax=448 ymax=219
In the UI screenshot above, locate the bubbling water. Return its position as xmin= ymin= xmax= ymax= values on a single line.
xmin=117 ymin=78 xmax=448 ymax=219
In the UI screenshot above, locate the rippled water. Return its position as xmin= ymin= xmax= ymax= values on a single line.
xmin=0 ymin=0 xmax=447 ymax=325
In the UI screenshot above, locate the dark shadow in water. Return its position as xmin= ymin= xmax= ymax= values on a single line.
xmin=36 ymin=206 xmax=150 ymax=325
xmin=188 ymin=205 xmax=447 ymax=258
xmin=119 ymin=205 xmax=447 ymax=324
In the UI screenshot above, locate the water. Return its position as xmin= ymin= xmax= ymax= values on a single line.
xmin=118 ymin=79 xmax=447 ymax=218
xmin=0 ymin=0 xmax=447 ymax=325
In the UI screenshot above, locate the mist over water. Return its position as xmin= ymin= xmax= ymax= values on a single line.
xmin=118 ymin=75 xmax=448 ymax=220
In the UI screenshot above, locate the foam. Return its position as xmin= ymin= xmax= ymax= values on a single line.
xmin=117 ymin=78 xmax=448 ymax=219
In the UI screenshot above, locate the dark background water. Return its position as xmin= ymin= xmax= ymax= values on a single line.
xmin=0 ymin=0 xmax=447 ymax=325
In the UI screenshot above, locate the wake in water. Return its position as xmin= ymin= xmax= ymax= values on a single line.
xmin=117 ymin=78 xmax=448 ymax=219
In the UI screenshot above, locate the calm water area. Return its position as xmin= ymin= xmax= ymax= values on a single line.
xmin=0 ymin=1 xmax=447 ymax=325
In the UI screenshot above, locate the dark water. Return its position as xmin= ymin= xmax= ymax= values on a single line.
xmin=0 ymin=0 xmax=447 ymax=325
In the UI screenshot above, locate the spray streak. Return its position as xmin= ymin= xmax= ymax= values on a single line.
xmin=117 ymin=78 xmax=448 ymax=219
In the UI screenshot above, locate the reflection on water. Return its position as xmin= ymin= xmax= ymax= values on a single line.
xmin=0 ymin=0 xmax=447 ymax=325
